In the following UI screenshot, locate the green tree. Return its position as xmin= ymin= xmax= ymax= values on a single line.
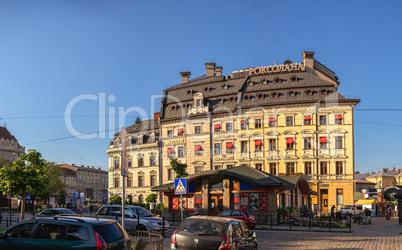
xmin=0 ymin=149 xmax=48 ymax=220
xmin=170 ymin=158 xmax=188 ymax=178
xmin=145 ymin=193 xmax=158 ymax=204
xmin=109 ymin=195 xmax=122 ymax=204
xmin=40 ymin=162 xmax=66 ymax=205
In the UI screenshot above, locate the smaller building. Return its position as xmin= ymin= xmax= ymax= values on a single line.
xmin=0 ymin=126 xmax=25 ymax=163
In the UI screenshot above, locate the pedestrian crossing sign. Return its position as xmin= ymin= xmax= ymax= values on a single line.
xmin=175 ymin=178 xmax=187 ymax=195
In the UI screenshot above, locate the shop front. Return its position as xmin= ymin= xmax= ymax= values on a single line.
xmin=152 ymin=166 xmax=315 ymax=224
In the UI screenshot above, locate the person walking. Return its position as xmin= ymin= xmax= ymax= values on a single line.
xmin=385 ymin=206 xmax=391 ymax=221
xmin=330 ymin=205 xmax=335 ymax=219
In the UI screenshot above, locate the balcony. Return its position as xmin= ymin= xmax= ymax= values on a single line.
xmin=334 ymin=148 xmax=346 ymax=156
xmin=267 ymin=151 xmax=279 ymax=160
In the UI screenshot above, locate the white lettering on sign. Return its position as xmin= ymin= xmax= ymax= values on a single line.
xmin=248 ymin=62 xmax=305 ymax=76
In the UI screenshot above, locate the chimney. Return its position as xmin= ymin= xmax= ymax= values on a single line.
xmin=215 ymin=66 xmax=223 ymax=77
xmin=154 ymin=112 xmax=160 ymax=120
xmin=383 ymin=168 xmax=388 ymax=173
xmin=81 ymin=165 xmax=84 ymax=168
xmin=302 ymin=51 xmax=315 ymax=69
xmin=393 ymin=167 xmax=396 ymax=173
xmin=205 ymin=63 xmax=216 ymax=77
xmin=180 ymin=71 xmax=191 ymax=84
xmin=72 ymin=164 xmax=75 ymax=166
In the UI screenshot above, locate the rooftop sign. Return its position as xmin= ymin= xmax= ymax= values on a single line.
xmin=248 ymin=62 xmax=305 ymax=76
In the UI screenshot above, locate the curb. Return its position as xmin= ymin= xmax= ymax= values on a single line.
xmin=254 ymin=228 xmax=353 ymax=233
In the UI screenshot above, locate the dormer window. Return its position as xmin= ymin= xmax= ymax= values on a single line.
xmin=271 ymin=92 xmax=278 ymax=98
xmin=204 ymin=86 xmax=211 ymax=92
xmin=138 ymin=137 xmax=143 ymax=144
xmin=230 ymin=96 xmax=235 ymax=102
xmin=187 ymin=89 xmax=193 ymax=95
xmin=320 ymin=88 xmax=328 ymax=95
xmin=222 ymin=84 xmax=228 ymax=89
xmin=305 ymin=89 xmax=312 ymax=95
xmin=243 ymin=95 xmax=249 ymax=100
xmin=171 ymin=105 xmax=176 ymax=110
xmin=290 ymin=75 xmax=298 ymax=82
xmin=261 ymin=79 xmax=268 ymax=84
xmin=274 ymin=77 xmax=282 ymax=83
xmin=257 ymin=93 xmax=264 ymax=99
xmin=288 ymin=91 xmax=295 ymax=97
xmin=248 ymin=81 xmax=254 ymax=86
xmin=196 ymin=99 xmax=202 ymax=107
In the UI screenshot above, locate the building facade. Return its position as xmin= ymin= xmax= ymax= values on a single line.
xmin=0 ymin=126 xmax=25 ymax=163
xmin=107 ymin=117 xmax=160 ymax=203
xmin=159 ymin=51 xmax=360 ymax=212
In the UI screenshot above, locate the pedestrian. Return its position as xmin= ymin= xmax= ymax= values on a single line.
xmin=385 ymin=206 xmax=390 ymax=221
xmin=330 ymin=205 xmax=335 ymax=219
xmin=194 ymin=204 xmax=201 ymax=216
xmin=365 ymin=208 xmax=372 ymax=224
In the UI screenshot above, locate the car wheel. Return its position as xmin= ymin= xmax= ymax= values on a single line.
xmin=136 ymin=224 xmax=147 ymax=232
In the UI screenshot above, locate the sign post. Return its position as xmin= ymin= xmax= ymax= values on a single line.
xmin=174 ymin=178 xmax=187 ymax=222
xmin=120 ymin=127 xmax=128 ymax=229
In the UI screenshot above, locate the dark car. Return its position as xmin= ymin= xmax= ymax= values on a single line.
xmin=218 ymin=210 xmax=257 ymax=229
xmin=171 ymin=216 xmax=257 ymax=250
xmin=35 ymin=208 xmax=76 ymax=217
xmin=0 ymin=215 xmax=131 ymax=250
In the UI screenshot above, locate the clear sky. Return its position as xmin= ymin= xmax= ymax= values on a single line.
xmin=0 ymin=1 xmax=401 ymax=173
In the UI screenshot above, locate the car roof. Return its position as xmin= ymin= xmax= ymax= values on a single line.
xmin=184 ymin=216 xmax=243 ymax=223
xmin=26 ymin=216 xmax=116 ymax=225
xmin=102 ymin=205 xmax=144 ymax=209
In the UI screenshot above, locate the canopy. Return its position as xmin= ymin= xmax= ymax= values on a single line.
xmin=356 ymin=199 xmax=377 ymax=205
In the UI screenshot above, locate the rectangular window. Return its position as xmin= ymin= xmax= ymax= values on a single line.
xmin=150 ymin=136 xmax=155 ymax=143
xmin=138 ymin=137 xmax=143 ymax=144
xmin=197 ymin=99 xmax=202 ymax=107
xmin=178 ymin=128 xmax=184 ymax=136
xmin=214 ymin=124 xmax=221 ymax=132
xmin=214 ymin=165 xmax=222 ymax=170
xmin=114 ymin=160 xmax=119 ymax=169
xmin=195 ymin=126 xmax=201 ymax=134
xmin=255 ymin=163 xmax=262 ymax=171
xmin=226 ymin=142 xmax=234 ymax=154
xmin=127 ymin=177 xmax=132 ymax=187
xmin=240 ymin=141 xmax=248 ymax=153
xmin=269 ymin=139 xmax=276 ymax=151
xmin=178 ymin=147 xmax=184 ymax=157
xmin=150 ymin=156 xmax=156 ymax=166
xmin=168 ymin=169 xmax=173 ymax=180
xmin=305 ymin=162 xmax=312 ymax=175
xmin=286 ymin=116 xmax=294 ymax=126
xmin=138 ymin=158 xmax=143 ymax=167
xmin=270 ymin=163 xmax=276 ymax=175
xmin=320 ymin=137 xmax=327 ymax=149
xmin=138 ymin=176 xmax=143 ymax=187
xmin=226 ymin=123 xmax=233 ymax=131
xmin=255 ymin=119 xmax=262 ymax=128
xmin=286 ymin=162 xmax=295 ymax=175
xmin=214 ymin=143 xmax=221 ymax=155
xmin=167 ymin=148 xmax=174 ymax=158
xmin=167 ymin=130 xmax=173 ymax=137
xmin=150 ymin=175 xmax=156 ymax=186
xmin=335 ymin=136 xmax=343 ymax=149
xmin=114 ymin=178 xmax=119 ymax=188
xmin=304 ymin=137 xmax=312 ymax=149
xmin=241 ymin=120 xmax=248 ymax=130
xmin=336 ymin=161 xmax=343 ymax=175
xmin=286 ymin=138 xmax=294 ymax=150
xmin=320 ymin=161 xmax=328 ymax=175
xmin=320 ymin=115 xmax=327 ymax=125
xmin=269 ymin=117 xmax=276 ymax=127
xmin=195 ymin=145 xmax=202 ymax=155
xmin=195 ymin=166 xmax=202 ymax=173
xmin=227 ymin=165 xmax=233 ymax=169
xmin=335 ymin=115 xmax=343 ymax=125
xmin=304 ymin=115 xmax=311 ymax=125
xmin=337 ymin=189 xmax=344 ymax=205
xmin=128 ymin=159 xmax=132 ymax=168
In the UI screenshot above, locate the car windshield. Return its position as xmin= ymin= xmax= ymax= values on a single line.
xmin=178 ymin=219 xmax=225 ymax=237
xmin=133 ymin=207 xmax=153 ymax=217
xmin=341 ymin=205 xmax=352 ymax=209
xmin=62 ymin=210 xmax=76 ymax=214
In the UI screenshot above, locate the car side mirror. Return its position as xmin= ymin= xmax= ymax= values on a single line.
xmin=252 ymin=232 xmax=256 ymax=238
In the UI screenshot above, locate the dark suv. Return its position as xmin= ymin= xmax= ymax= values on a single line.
xmin=0 ymin=216 xmax=131 ymax=250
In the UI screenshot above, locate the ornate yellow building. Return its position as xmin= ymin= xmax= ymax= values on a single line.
xmin=159 ymin=51 xmax=360 ymax=211
xmin=107 ymin=116 xmax=160 ymax=203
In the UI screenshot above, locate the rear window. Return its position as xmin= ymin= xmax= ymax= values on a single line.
xmin=93 ymin=223 xmax=125 ymax=243
xmin=178 ymin=219 xmax=225 ymax=237
xmin=219 ymin=211 xmax=231 ymax=217
xmin=67 ymin=225 xmax=90 ymax=241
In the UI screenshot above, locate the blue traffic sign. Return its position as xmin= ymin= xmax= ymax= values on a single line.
xmin=103 ymin=196 xmax=107 ymax=200
xmin=174 ymin=178 xmax=187 ymax=195
xmin=26 ymin=194 xmax=31 ymax=200
xmin=80 ymin=192 xmax=85 ymax=199
xmin=74 ymin=192 xmax=79 ymax=199
xmin=70 ymin=196 xmax=74 ymax=200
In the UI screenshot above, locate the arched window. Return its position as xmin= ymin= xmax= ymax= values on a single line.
xmin=138 ymin=194 xmax=144 ymax=204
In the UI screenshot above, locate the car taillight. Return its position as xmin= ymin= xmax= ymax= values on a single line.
xmin=171 ymin=228 xmax=178 ymax=244
xmin=219 ymin=234 xmax=230 ymax=250
xmin=94 ymin=231 xmax=107 ymax=250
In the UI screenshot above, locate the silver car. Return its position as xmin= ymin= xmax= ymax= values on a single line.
xmin=96 ymin=205 xmax=169 ymax=233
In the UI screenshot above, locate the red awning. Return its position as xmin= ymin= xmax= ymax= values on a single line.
xmin=241 ymin=120 xmax=245 ymax=125
xmin=167 ymin=148 xmax=173 ymax=153
xmin=335 ymin=115 xmax=343 ymax=119
xmin=269 ymin=117 xmax=276 ymax=122
xmin=196 ymin=199 xmax=202 ymax=204
xmin=320 ymin=137 xmax=327 ymax=143
xmin=214 ymin=124 xmax=221 ymax=129
xmin=286 ymin=138 xmax=293 ymax=144
xmin=177 ymin=128 xmax=184 ymax=133
xmin=255 ymin=140 xmax=262 ymax=146
xmin=304 ymin=115 xmax=311 ymax=120
xmin=195 ymin=145 xmax=201 ymax=151
xmin=226 ymin=142 xmax=233 ymax=148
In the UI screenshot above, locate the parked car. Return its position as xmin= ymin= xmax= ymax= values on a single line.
xmin=171 ymin=216 xmax=257 ymax=250
xmin=0 ymin=215 xmax=131 ymax=250
xmin=339 ymin=204 xmax=363 ymax=215
xmin=35 ymin=208 xmax=76 ymax=217
xmin=217 ymin=209 xmax=257 ymax=229
xmin=96 ymin=204 xmax=169 ymax=233
xmin=66 ymin=202 xmax=79 ymax=213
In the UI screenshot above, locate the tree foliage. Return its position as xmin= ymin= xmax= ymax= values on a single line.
xmin=145 ymin=193 xmax=158 ymax=204
xmin=109 ymin=195 xmax=122 ymax=204
xmin=170 ymin=158 xmax=188 ymax=178
xmin=38 ymin=162 xmax=66 ymax=204
xmin=0 ymin=149 xmax=48 ymax=220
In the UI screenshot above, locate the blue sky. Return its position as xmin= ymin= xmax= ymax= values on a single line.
xmin=0 ymin=1 xmax=401 ymax=173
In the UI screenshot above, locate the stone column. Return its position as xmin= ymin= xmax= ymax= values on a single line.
xmin=202 ymin=177 xmax=209 ymax=214
xmin=223 ymin=178 xmax=231 ymax=210
xmin=163 ymin=194 xmax=169 ymax=213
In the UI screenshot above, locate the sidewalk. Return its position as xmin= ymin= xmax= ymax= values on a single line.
xmin=0 ymin=212 xmax=35 ymax=228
